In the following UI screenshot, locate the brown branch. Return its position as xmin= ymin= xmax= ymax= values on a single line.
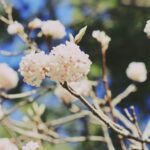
xmin=101 ymin=47 xmax=130 ymax=150
xmin=101 ymin=48 xmax=114 ymax=115
xmin=61 ymin=82 xmax=150 ymax=144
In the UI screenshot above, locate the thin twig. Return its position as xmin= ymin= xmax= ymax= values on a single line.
xmin=0 ymin=50 xmax=23 ymax=56
xmin=102 ymin=125 xmax=115 ymax=150
xmin=0 ymin=88 xmax=50 ymax=121
xmin=3 ymin=120 xmax=105 ymax=144
xmin=101 ymin=48 xmax=113 ymax=115
xmin=130 ymin=106 xmax=145 ymax=150
xmin=47 ymin=110 xmax=89 ymax=127
xmin=112 ymin=84 xmax=137 ymax=106
xmin=0 ymin=89 xmax=38 ymax=99
xmin=143 ymin=121 xmax=150 ymax=139
xmin=0 ymin=1 xmax=41 ymax=52
xmin=91 ymin=91 xmax=115 ymax=150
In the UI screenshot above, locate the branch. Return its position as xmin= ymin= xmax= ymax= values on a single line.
xmin=0 ymin=88 xmax=50 ymax=121
xmin=0 ymin=89 xmax=38 ymax=99
xmin=101 ymin=48 xmax=113 ymax=115
xmin=3 ymin=120 xmax=105 ymax=144
xmin=0 ymin=1 xmax=41 ymax=52
xmin=0 ymin=50 xmax=24 ymax=56
xmin=61 ymin=82 xmax=150 ymax=144
xmin=112 ymin=84 xmax=137 ymax=106
xmin=47 ymin=110 xmax=90 ymax=127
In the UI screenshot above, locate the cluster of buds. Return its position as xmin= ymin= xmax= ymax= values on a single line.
xmin=28 ymin=18 xmax=66 ymax=39
xmin=7 ymin=18 xmax=66 ymax=40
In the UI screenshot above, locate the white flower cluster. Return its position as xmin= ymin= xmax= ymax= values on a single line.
xmin=7 ymin=21 xmax=24 ymax=35
xmin=28 ymin=18 xmax=66 ymax=39
xmin=144 ymin=20 xmax=150 ymax=37
xmin=47 ymin=42 xmax=91 ymax=83
xmin=92 ymin=30 xmax=111 ymax=50
xmin=0 ymin=138 xmax=18 ymax=150
xmin=0 ymin=63 xmax=18 ymax=90
xmin=126 ymin=62 xmax=147 ymax=82
xmin=19 ymin=52 xmax=49 ymax=87
xmin=19 ymin=42 xmax=91 ymax=86
xmin=22 ymin=141 xmax=39 ymax=150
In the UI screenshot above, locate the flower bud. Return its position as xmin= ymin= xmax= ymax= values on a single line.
xmin=126 ymin=62 xmax=147 ymax=82
xmin=92 ymin=30 xmax=111 ymax=51
xmin=7 ymin=21 xmax=24 ymax=35
xmin=28 ymin=18 xmax=42 ymax=29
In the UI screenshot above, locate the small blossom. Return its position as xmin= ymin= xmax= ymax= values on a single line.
xmin=19 ymin=51 xmax=49 ymax=87
xmin=0 ymin=138 xmax=18 ymax=150
xmin=28 ymin=18 xmax=42 ymax=29
xmin=47 ymin=41 xmax=92 ymax=83
xmin=7 ymin=21 xmax=24 ymax=35
xmin=126 ymin=62 xmax=147 ymax=82
xmin=41 ymin=20 xmax=66 ymax=39
xmin=92 ymin=30 xmax=111 ymax=50
xmin=0 ymin=63 xmax=18 ymax=90
xmin=22 ymin=141 xmax=39 ymax=150
xmin=144 ymin=20 xmax=150 ymax=37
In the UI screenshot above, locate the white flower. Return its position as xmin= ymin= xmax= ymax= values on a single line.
xmin=7 ymin=21 xmax=24 ymax=35
xmin=0 ymin=138 xmax=18 ymax=150
xmin=47 ymin=41 xmax=92 ymax=83
xmin=144 ymin=20 xmax=150 ymax=37
xmin=19 ymin=51 xmax=49 ymax=87
xmin=126 ymin=62 xmax=147 ymax=82
xmin=92 ymin=30 xmax=111 ymax=50
xmin=0 ymin=63 xmax=18 ymax=90
xmin=28 ymin=18 xmax=42 ymax=29
xmin=41 ymin=20 xmax=66 ymax=39
xmin=55 ymin=79 xmax=96 ymax=103
xmin=22 ymin=141 xmax=39 ymax=150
